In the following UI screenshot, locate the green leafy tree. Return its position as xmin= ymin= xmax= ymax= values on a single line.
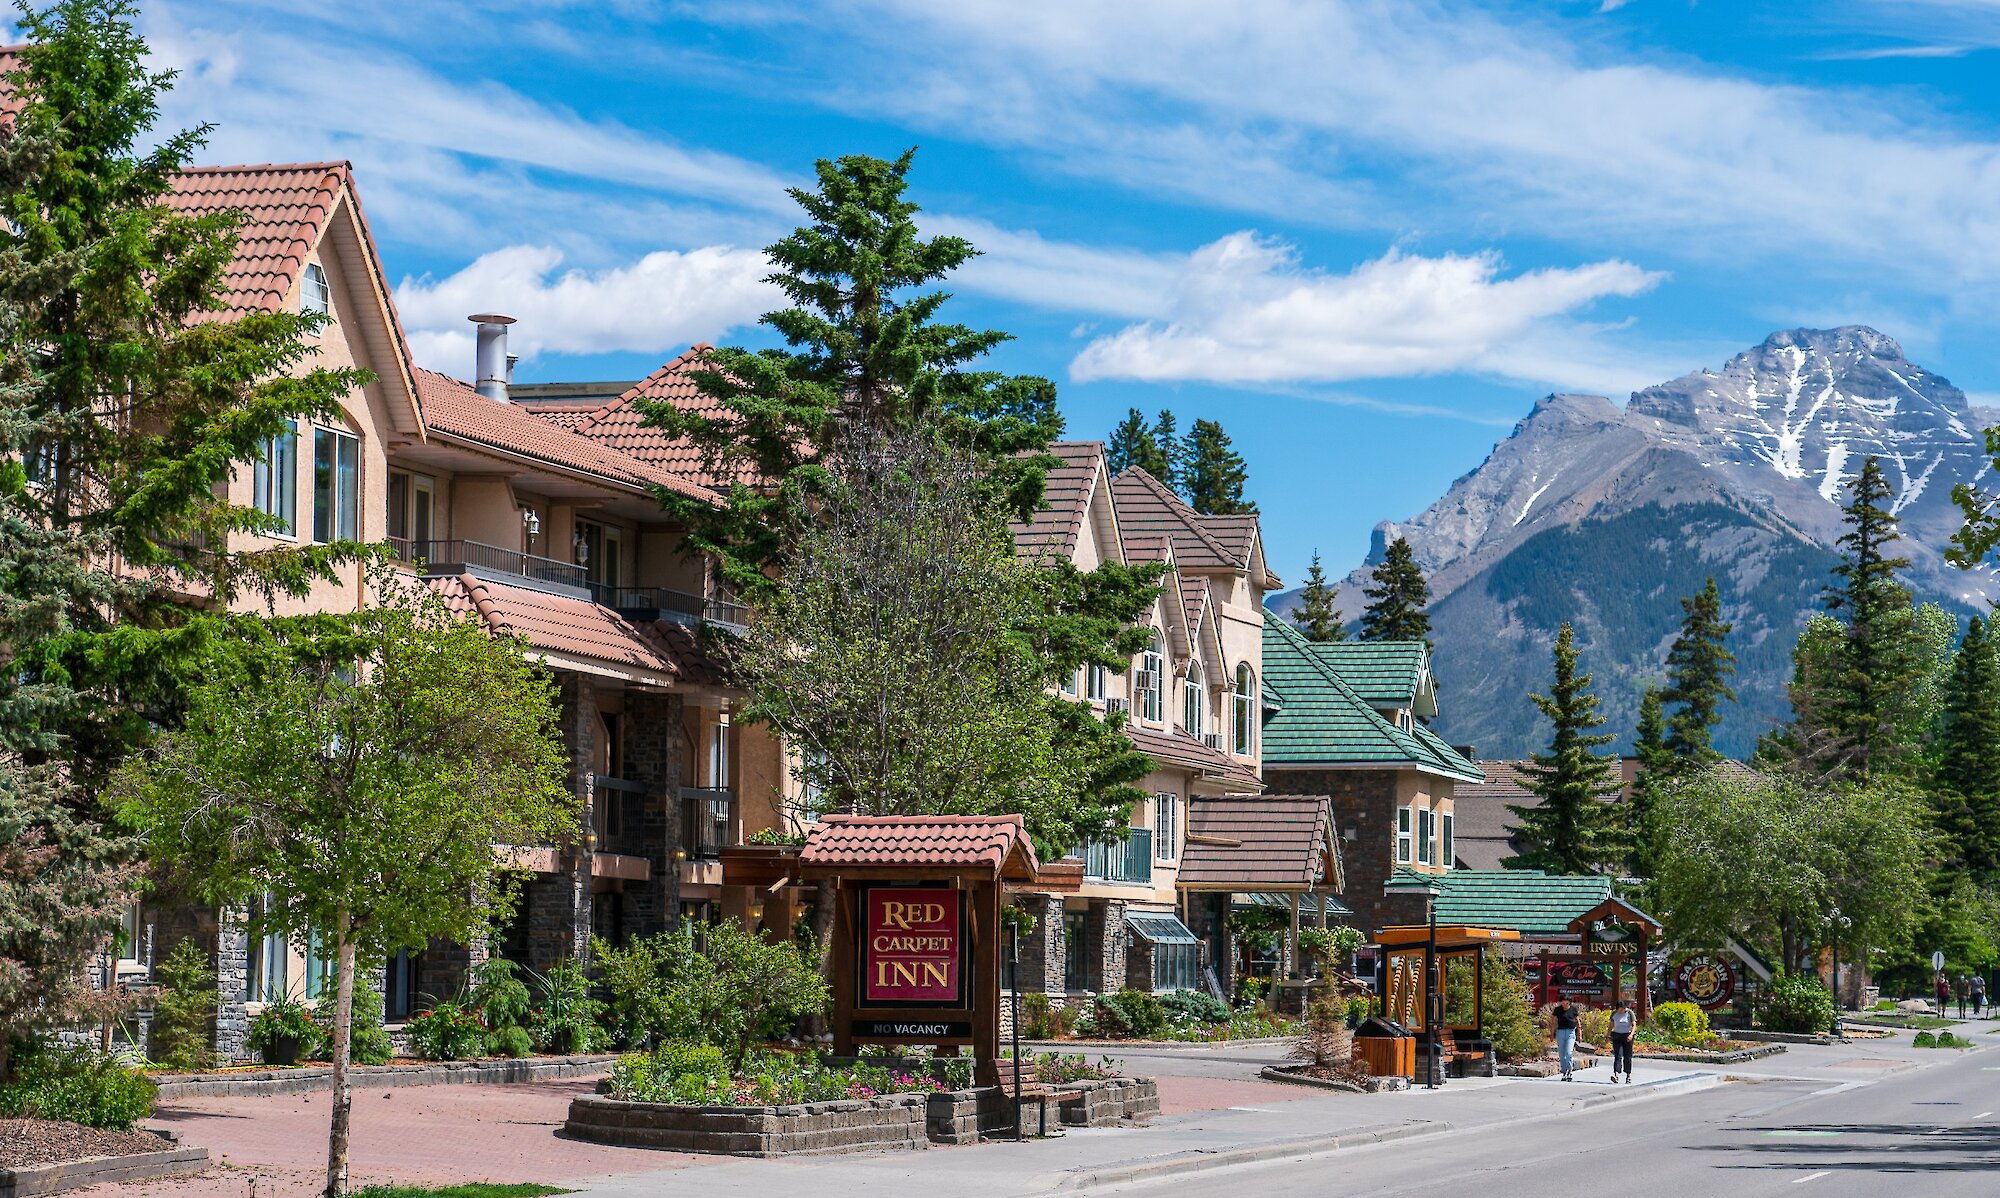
xmin=1935 ymin=614 xmax=2000 ymax=880
xmin=1661 ymin=577 xmax=1736 ymax=765
xmin=1107 ymin=407 xmax=1168 ymax=480
xmin=1359 ymin=537 xmax=1432 ymax=651
xmin=1291 ymin=551 xmax=1345 ymax=643
xmin=1181 ymin=417 xmax=1256 ymax=515
xmin=1628 ymin=685 xmax=1672 ymax=881
xmin=1506 ymin=623 xmax=1625 ymax=874
xmin=112 ymin=573 xmax=578 ymax=1198
xmin=1652 ymin=768 xmax=1931 ymax=973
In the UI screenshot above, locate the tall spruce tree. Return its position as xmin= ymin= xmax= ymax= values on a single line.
xmin=1181 ymin=417 xmax=1256 ymax=515
xmin=1106 ymin=407 xmax=1166 ymax=479
xmin=1292 ymin=552 xmax=1345 ymax=642
xmin=1936 ymin=615 xmax=2000 ymax=880
xmin=1628 ymin=685 xmax=1672 ymax=881
xmin=1359 ymin=536 xmax=1433 ymax=651
xmin=1661 ymin=577 xmax=1736 ymax=766
xmin=1150 ymin=409 xmax=1180 ymax=492
xmin=1505 ymin=623 xmax=1625 ymax=875
xmin=1822 ymin=456 xmax=1927 ymax=778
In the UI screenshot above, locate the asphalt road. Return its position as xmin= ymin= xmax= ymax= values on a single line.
xmin=1107 ymin=1047 xmax=1999 ymax=1197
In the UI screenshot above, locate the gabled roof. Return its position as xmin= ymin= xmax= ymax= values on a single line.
xmin=1394 ymin=867 xmax=1613 ymax=936
xmin=429 ymin=571 xmax=676 ymax=682
xmin=415 ymin=368 xmax=716 ymax=503
xmin=797 ymin=814 xmax=1042 ymax=881
xmin=1179 ymin=796 xmax=1340 ymax=891
xmin=1306 ymin=640 xmax=1433 ymax=715
xmin=1013 ymin=441 xmax=1105 ymax=561
xmin=1123 ymin=724 xmax=1262 ymax=791
xmin=1109 ymin=467 xmax=1242 ymax=571
xmin=1260 ymin=618 xmax=1482 ymax=782
xmin=550 ymin=346 xmax=753 ymax=489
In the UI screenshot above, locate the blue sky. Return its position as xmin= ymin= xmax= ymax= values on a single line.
xmin=90 ymin=0 xmax=2000 ymax=585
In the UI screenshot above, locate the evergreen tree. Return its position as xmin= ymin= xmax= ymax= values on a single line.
xmin=1359 ymin=537 xmax=1433 ymax=651
xmin=1180 ymin=418 xmax=1256 ymax=515
xmin=1291 ymin=551 xmax=1345 ymax=643
xmin=1822 ymin=457 xmax=1926 ymax=776
xmin=1106 ymin=407 xmax=1165 ymax=479
xmin=1150 ymin=409 xmax=1180 ymax=492
xmin=1628 ymin=685 xmax=1672 ymax=880
xmin=1661 ymin=577 xmax=1736 ymax=766
xmin=1506 ymin=623 xmax=1625 ymax=874
xmin=1937 ymin=615 xmax=2000 ymax=880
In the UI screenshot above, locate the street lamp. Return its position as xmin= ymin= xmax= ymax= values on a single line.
xmin=1829 ymin=907 xmax=1852 ymax=1034
xmin=1384 ymin=874 xmax=1443 ymax=1089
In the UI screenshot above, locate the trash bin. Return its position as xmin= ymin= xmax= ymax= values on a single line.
xmin=1352 ymin=1015 xmax=1414 ymax=1078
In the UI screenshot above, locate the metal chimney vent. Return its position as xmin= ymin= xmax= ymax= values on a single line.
xmin=469 ymin=314 xmax=517 ymax=402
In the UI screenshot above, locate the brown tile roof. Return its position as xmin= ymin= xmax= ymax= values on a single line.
xmin=164 ymin=163 xmax=345 ymax=318
xmin=1109 ymin=467 xmax=1241 ymax=570
xmin=1012 ymin=441 xmax=1103 ymax=561
xmin=1178 ymin=796 xmax=1338 ymax=890
xmin=1180 ymin=574 xmax=1211 ymax=637
xmin=524 ymin=405 xmax=594 ymax=431
xmin=428 ymin=571 xmax=676 ymax=678
xmin=634 ymin=619 xmax=732 ymax=688
xmin=797 ymin=814 xmax=1042 ymax=879
xmin=415 ymin=367 xmax=716 ymax=502
xmin=1124 ymin=724 xmax=1262 ymax=790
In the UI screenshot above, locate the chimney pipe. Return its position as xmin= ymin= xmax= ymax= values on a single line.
xmin=469 ymin=314 xmax=517 ymax=402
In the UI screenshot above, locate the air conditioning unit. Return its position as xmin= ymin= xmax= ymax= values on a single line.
xmin=1133 ymin=670 xmax=1156 ymax=692
xmin=1201 ymin=732 xmax=1222 ymax=750
xmin=1107 ymin=697 xmax=1130 ymax=715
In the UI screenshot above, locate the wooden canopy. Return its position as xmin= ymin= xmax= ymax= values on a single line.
xmin=1376 ymin=925 xmax=1521 ymax=950
xmin=1565 ymin=896 xmax=1663 ymax=936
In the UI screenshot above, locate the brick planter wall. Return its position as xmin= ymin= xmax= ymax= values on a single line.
xmin=0 ymin=1146 xmax=209 ymax=1198
xmin=1053 ymin=1077 xmax=1159 ymax=1126
xmin=564 ymin=1093 xmax=931 ymax=1156
xmin=150 ymin=1054 xmax=616 ymax=1100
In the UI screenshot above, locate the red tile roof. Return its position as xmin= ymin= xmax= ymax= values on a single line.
xmin=634 ymin=619 xmax=732 ymax=688
xmin=1012 ymin=441 xmax=1103 ymax=561
xmin=164 ymin=163 xmax=344 ymax=317
xmin=556 ymin=346 xmax=756 ymax=488
xmin=415 ymin=367 xmax=717 ymax=502
xmin=429 ymin=571 xmax=676 ymax=678
xmin=797 ymin=814 xmax=1042 ymax=879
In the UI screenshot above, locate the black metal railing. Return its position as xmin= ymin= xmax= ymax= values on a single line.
xmin=598 ymin=585 xmax=749 ymax=632
xmin=591 ymin=776 xmax=648 ymax=844
xmin=393 ymin=537 xmax=587 ymax=590
xmin=1083 ymin=828 xmax=1154 ymax=884
xmin=680 ymin=787 xmax=736 ymax=862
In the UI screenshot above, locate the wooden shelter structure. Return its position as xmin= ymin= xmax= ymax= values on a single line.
xmin=1376 ymin=925 xmax=1521 ymax=1040
xmin=1564 ymin=896 xmax=1663 ymax=1019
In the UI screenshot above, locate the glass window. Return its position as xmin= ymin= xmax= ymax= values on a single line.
xmin=312 ymin=427 xmax=358 ymax=543
xmin=117 ymin=903 xmax=141 ymax=964
xmin=576 ymin=519 xmax=624 ymax=591
xmin=1396 ymin=807 xmax=1413 ymax=865
xmin=300 ymin=262 xmax=330 ymax=317
xmin=1418 ymin=808 xmax=1435 ymax=865
xmin=1087 ymin=664 xmax=1107 ymax=701
xmin=1153 ymin=941 xmax=1199 ymax=992
xmin=304 ymin=931 xmax=331 ymax=1000
xmin=1232 ymin=663 xmax=1255 ymax=755
xmin=1063 ymin=909 xmax=1087 ymax=991
xmin=1442 ymin=812 xmax=1455 ymax=870
xmin=1140 ymin=637 xmax=1165 ymax=723
xmin=387 ymin=470 xmax=434 ymax=554
xmin=1183 ymin=661 xmax=1204 ymax=735
xmin=1060 ymin=667 xmax=1078 ymax=696
xmin=252 ymin=421 xmax=297 ymax=535
xmin=1155 ymin=793 xmax=1179 ymax=861
xmin=708 ymin=713 xmax=730 ymax=788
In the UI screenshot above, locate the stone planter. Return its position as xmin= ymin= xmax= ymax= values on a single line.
xmin=1051 ymin=1077 xmax=1159 ymax=1126
xmin=0 ymin=1146 xmax=208 ymax=1198
xmin=151 ymin=1053 xmax=616 ymax=1099
xmin=563 ymin=1092 xmax=933 ymax=1156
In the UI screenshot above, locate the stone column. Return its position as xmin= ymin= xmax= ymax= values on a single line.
xmin=212 ymin=912 xmax=250 ymax=1062
xmin=621 ymin=690 xmax=684 ymax=939
xmin=1082 ymin=900 xmax=1129 ymax=994
xmin=1014 ymin=895 xmax=1065 ymax=997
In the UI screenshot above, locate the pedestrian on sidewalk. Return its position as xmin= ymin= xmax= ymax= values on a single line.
xmin=1551 ymin=999 xmax=1578 ymax=1081
xmin=1956 ymin=975 xmax=1970 ymax=1018
xmin=1935 ymin=972 xmax=1951 ymax=1016
xmin=1608 ymin=999 xmax=1636 ymax=1084
xmin=1973 ymin=975 xmax=1987 ymax=1016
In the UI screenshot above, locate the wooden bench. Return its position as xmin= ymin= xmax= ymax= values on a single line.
xmin=1002 ymin=1077 xmax=1078 ymax=1138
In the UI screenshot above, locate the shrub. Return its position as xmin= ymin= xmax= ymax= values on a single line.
xmin=150 ymin=938 xmax=219 ymax=1071
xmin=529 ymin=959 xmax=600 ymax=1054
xmin=1233 ymin=975 xmax=1271 ymax=1009
xmin=1913 ymin=1030 xmax=1938 ymax=1047
xmin=1346 ymin=994 xmax=1378 ymax=1024
xmin=484 ymin=1026 xmax=534 ymax=1059
xmin=590 ymin=920 xmax=828 ymax=1066
xmin=1761 ymin=972 xmax=1836 ymax=1034
xmin=745 ymin=827 xmax=804 ymax=847
xmin=1099 ymin=988 xmax=1167 ymax=1039
xmin=469 ymin=959 xmax=532 ymax=1031
xmin=1576 ymin=1006 xmax=1611 ymax=1048
xmin=247 ymin=993 xmax=326 ymax=1062
xmin=337 ymin=984 xmax=395 ymax=1066
xmin=1934 ymin=1031 xmax=1959 ymax=1048
xmin=407 ymin=999 xmax=485 ymax=1061
xmin=1479 ymin=948 xmax=1544 ymax=1062
xmin=1158 ymin=988 xmax=1230 ymax=1025
xmin=1021 ymin=1051 xmax=1117 ymax=1084
xmin=1651 ymin=1001 xmax=1712 ymax=1048
xmin=1289 ymin=991 xmax=1353 ymax=1069
xmin=0 ymin=1043 xmax=155 ymax=1129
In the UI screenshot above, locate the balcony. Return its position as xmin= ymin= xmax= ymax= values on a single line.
xmin=597 ymin=585 xmax=749 ymax=633
xmin=680 ymin=787 xmax=737 ymax=862
xmin=1083 ymin=828 xmax=1154 ymax=885
xmin=394 ymin=537 xmax=586 ymax=591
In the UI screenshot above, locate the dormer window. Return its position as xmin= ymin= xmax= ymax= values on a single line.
xmin=300 ymin=262 xmax=330 ymax=317
xmin=1183 ymin=661 xmax=1204 ymax=737
xmin=1232 ymin=663 xmax=1255 ymax=755
xmin=1139 ymin=636 xmax=1165 ymax=723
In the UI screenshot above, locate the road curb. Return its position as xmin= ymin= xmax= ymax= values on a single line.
xmin=1051 ymin=1120 xmax=1449 ymax=1191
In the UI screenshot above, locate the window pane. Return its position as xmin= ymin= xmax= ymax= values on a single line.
xmin=413 ymin=480 xmax=433 ymax=544
xmin=313 ymin=429 xmax=334 ymax=543
xmin=277 ymin=428 xmax=295 ymax=533
xmin=336 ymin=433 xmax=358 ymax=540
xmin=387 ymin=472 xmax=409 ymax=541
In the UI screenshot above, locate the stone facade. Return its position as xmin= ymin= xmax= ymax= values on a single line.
xmin=1079 ymin=900 xmax=1129 ymax=993
xmin=1265 ymin=768 xmax=1431 ymax=934
xmin=613 ymin=690 xmax=683 ymax=938
xmin=1012 ymin=896 xmax=1066 ymax=996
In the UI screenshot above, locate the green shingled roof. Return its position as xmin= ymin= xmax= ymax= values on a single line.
xmin=1393 ymin=867 xmax=1612 ymax=935
xmin=1260 ymin=619 xmax=1483 ymax=782
xmin=1305 ymin=640 xmax=1426 ymax=707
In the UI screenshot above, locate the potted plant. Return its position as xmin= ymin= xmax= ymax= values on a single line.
xmin=247 ymin=992 xmax=322 ymax=1066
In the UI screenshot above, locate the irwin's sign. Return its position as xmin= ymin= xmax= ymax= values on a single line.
xmin=863 ymin=887 xmax=964 ymax=1005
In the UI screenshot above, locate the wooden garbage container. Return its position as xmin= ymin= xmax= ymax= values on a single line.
xmin=1351 ymin=1016 xmax=1415 ymax=1078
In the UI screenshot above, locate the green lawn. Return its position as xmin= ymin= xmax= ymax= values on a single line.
xmin=352 ymin=1186 xmax=569 ymax=1198
xmin=1847 ymin=1013 xmax=1958 ymax=1030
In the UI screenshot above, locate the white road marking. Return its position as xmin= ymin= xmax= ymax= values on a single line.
xmin=1792 ymin=1172 xmax=1831 ymax=1185
xmin=1226 ymin=1107 xmax=1280 ymax=1113
xmin=1978 ymin=1111 xmax=1995 ymax=1119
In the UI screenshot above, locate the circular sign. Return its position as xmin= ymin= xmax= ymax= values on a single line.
xmin=1674 ymin=954 xmax=1737 ymax=1011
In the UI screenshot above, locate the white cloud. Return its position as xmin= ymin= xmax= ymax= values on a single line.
xmin=394 ymin=245 xmax=777 ymax=370
xmin=1069 ymin=234 xmax=1662 ymax=391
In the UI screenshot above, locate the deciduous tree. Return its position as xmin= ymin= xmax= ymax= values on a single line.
xmin=113 ymin=573 xmax=577 ymax=1198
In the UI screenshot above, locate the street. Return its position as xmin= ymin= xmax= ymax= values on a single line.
xmin=1105 ymin=1042 xmax=1998 ymax=1196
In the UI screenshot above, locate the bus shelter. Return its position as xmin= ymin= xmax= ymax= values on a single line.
xmin=1375 ymin=924 xmax=1520 ymax=1078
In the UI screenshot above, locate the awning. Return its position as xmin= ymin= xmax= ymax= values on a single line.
xmin=1126 ymin=911 xmax=1199 ymax=946
xmin=1233 ymin=892 xmax=1353 ymax=918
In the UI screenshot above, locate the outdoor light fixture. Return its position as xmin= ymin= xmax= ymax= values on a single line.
xmin=521 ymin=506 xmax=541 ymax=547
xmin=1384 ymin=875 xmax=1444 ymax=1089
xmin=574 ymin=527 xmax=590 ymax=566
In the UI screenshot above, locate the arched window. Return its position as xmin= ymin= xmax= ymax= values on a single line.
xmin=300 ymin=262 xmax=330 ymax=317
xmin=1183 ymin=661 xmax=1204 ymax=736
xmin=1140 ymin=636 xmax=1165 ymax=723
xmin=1232 ymin=662 xmax=1255 ymax=756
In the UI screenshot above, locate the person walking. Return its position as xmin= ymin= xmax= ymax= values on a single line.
xmin=1956 ymin=975 xmax=1971 ymax=1019
xmin=1936 ymin=971 xmax=1951 ymax=1016
xmin=1972 ymin=975 xmax=1987 ymax=1017
xmin=1552 ymin=999 xmax=1579 ymax=1081
xmin=1609 ymin=999 xmax=1636 ymax=1084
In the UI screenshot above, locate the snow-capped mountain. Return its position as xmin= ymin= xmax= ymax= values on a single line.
xmin=1278 ymin=327 xmax=1995 ymax=758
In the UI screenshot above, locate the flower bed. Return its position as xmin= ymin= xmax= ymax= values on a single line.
xmin=0 ymin=1120 xmax=208 ymax=1198
xmin=606 ymin=1046 xmax=972 ymax=1107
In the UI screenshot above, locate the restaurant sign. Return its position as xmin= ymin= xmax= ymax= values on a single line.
xmin=1673 ymin=954 xmax=1737 ymax=1011
xmin=861 ymin=887 xmax=965 ymax=1006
